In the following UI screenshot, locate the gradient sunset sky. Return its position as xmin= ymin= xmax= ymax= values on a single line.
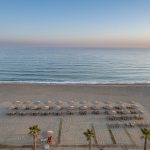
xmin=0 ymin=0 xmax=150 ymax=48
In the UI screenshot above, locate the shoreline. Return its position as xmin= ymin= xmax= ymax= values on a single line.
xmin=1 ymin=82 xmax=150 ymax=86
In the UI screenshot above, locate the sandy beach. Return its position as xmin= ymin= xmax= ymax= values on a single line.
xmin=0 ymin=83 xmax=150 ymax=149
xmin=0 ymin=83 xmax=150 ymax=110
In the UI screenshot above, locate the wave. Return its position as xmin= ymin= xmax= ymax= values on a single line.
xmin=0 ymin=80 xmax=150 ymax=85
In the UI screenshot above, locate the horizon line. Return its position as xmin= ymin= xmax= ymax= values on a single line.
xmin=0 ymin=44 xmax=150 ymax=49
xmin=1 ymin=39 xmax=150 ymax=49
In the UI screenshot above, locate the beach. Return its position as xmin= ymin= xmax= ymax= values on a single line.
xmin=0 ymin=83 xmax=150 ymax=110
xmin=0 ymin=83 xmax=150 ymax=149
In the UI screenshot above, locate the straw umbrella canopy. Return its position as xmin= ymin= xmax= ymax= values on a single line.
xmin=48 ymin=100 xmax=52 ymax=103
xmin=66 ymin=105 xmax=76 ymax=114
xmin=54 ymin=105 xmax=62 ymax=111
xmin=44 ymin=101 xmax=54 ymax=109
xmin=23 ymin=100 xmax=32 ymax=104
xmin=31 ymin=105 xmax=39 ymax=110
xmin=19 ymin=104 xmax=27 ymax=110
xmin=108 ymin=110 xmax=116 ymax=115
xmin=14 ymin=101 xmax=22 ymax=107
xmin=122 ymin=109 xmax=130 ymax=114
xmin=42 ymin=105 xmax=49 ymax=110
xmin=104 ymin=104 xmax=113 ymax=110
xmin=130 ymin=104 xmax=139 ymax=109
xmin=23 ymin=101 xmax=32 ymax=108
xmin=79 ymin=105 xmax=88 ymax=115
xmin=14 ymin=101 xmax=21 ymax=104
xmin=55 ymin=100 xmax=63 ymax=105
xmin=34 ymin=101 xmax=41 ymax=104
xmin=56 ymin=101 xmax=67 ymax=109
xmin=104 ymin=101 xmax=112 ymax=105
xmin=9 ymin=105 xmax=17 ymax=110
xmin=90 ymin=104 xmax=101 ymax=114
xmin=93 ymin=101 xmax=100 ymax=105
xmin=68 ymin=105 xmax=76 ymax=110
xmin=68 ymin=100 xmax=75 ymax=105
xmin=79 ymin=105 xmax=88 ymax=110
xmin=130 ymin=101 xmax=138 ymax=107
xmin=115 ymin=102 xmax=125 ymax=109
xmin=138 ymin=110 xmax=145 ymax=114
xmin=90 ymin=101 xmax=102 ymax=109
xmin=90 ymin=104 xmax=100 ymax=110
xmin=31 ymin=101 xmax=41 ymax=109
xmin=45 ymin=100 xmax=53 ymax=105
xmin=53 ymin=105 xmax=62 ymax=115
xmin=31 ymin=101 xmax=43 ymax=109
xmin=79 ymin=100 xmax=87 ymax=105
xmin=111 ymin=110 xmax=116 ymax=115
xmin=130 ymin=101 xmax=136 ymax=104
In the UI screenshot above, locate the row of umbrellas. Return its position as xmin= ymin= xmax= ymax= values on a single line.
xmin=8 ymin=100 xmax=142 ymax=111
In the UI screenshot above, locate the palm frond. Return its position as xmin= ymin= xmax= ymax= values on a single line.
xmin=28 ymin=124 xmax=41 ymax=135
xmin=141 ymin=128 xmax=150 ymax=136
xmin=83 ymin=128 xmax=95 ymax=141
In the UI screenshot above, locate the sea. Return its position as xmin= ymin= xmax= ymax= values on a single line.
xmin=0 ymin=47 xmax=150 ymax=84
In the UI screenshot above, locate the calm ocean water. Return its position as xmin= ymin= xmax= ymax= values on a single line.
xmin=0 ymin=47 xmax=150 ymax=84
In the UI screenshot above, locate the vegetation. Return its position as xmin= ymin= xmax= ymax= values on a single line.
xmin=83 ymin=128 xmax=95 ymax=150
xmin=141 ymin=128 xmax=150 ymax=150
xmin=29 ymin=124 xmax=41 ymax=150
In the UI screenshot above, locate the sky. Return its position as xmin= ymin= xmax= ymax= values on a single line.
xmin=0 ymin=0 xmax=150 ymax=48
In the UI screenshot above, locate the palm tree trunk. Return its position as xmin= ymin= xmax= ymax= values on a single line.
xmin=144 ymin=136 xmax=147 ymax=150
xmin=89 ymin=138 xmax=92 ymax=150
xmin=33 ymin=135 xmax=36 ymax=150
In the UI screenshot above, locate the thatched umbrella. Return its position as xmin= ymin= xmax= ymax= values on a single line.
xmin=111 ymin=110 xmax=116 ymax=115
xmin=67 ymin=105 xmax=76 ymax=115
xmin=19 ymin=104 xmax=26 ymax=110
xmin=93 ymin=101 xmax=100 ymax=105
xmin=47 ymin=100 xmax=52 ymax=104
xmin=34 ymin=101 xmax=41 ymax=105
xmin=68 ymin=105 xmax=75 ymax=110
xmin=130 ymin=104 xmax=139 ymax=109
xmin=79 ymin=105 xmax=88 ymax=115
xmin=91 ymin=105 xmax=100 ymax=110
xmin=104 ymin=101 xmax=112 ymax=105
xmin=91 ymin=104 xmax=100 ymax=114
xmin=68 ymin=100 xmax=75 ymax=105
xmin=44 ymin=100 xmax=53 ymax=106
xmin=14 ymin=101 xmax=22 ymax=108
xmin=30 ymin=104 xmax=39 ymax=110
xmin=44 ymin=101 xmax=54 ymax=110
xmin=9 ymin=105 xmax=17 ymax=110
xmin=130 ymin=101 xmax=136 ymax=104
xmin=23 ymin=101 xmax=32 ymax=109
xmin=15 ymin=100 xmax=21 ymax=104
xmin=53 ymin=105 xmax=62 ymax=115
xmin=79 ymin=105 xmax=88 ymax=110
xmin=43 ymin=105 xmax=49 ymax=110
xmin=55 ymin=100 xmax=63 ymax=105
xmin=103 ymin=104 xmax=113 ymax=110
xmin=79 ymin=100 xmax=87 ymax=105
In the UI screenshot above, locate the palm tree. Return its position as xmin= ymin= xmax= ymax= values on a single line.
xmin=83 ymin=128 xmax=95 ymax=150
xmin=29 ymin=124 xmax=41 ymax=150
xmin=141 ymin=128 xmax=150 ymax=150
